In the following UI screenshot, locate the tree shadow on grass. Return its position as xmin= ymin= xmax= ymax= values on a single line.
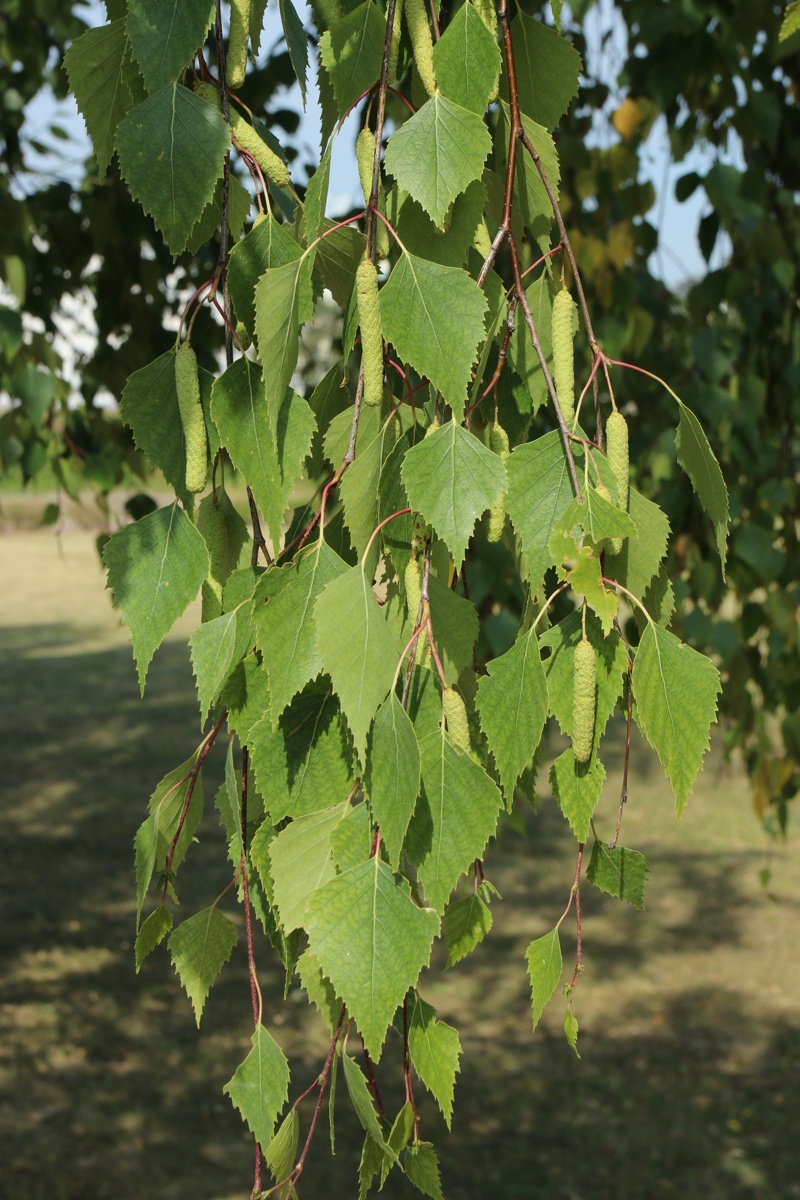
xmin=1 ymin=628 xmax=798 ymax=1200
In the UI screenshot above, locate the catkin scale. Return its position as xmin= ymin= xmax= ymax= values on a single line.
xmin=227 ymin=0 xmax=251 ymax=89
xmin=356 ymin=258 xmax=384 ymax=408
xmin=443 ymin=687 xmax=471 ymax=753
xmin=175 ymin=343 xmax=207 ymax=494
xmin=572 ymin=636 xmax=596 ymax=764
xmin=487 ymin=421 xmax=510 ymax=543
xmin=404 ymin=0 xmax=436 ymax=97
xmin=552 ymin=287 xmax=577 ymax=427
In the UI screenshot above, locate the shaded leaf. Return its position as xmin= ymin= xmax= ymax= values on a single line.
xmin=169 ymin=905 xmax=238 ymax=1025
xmin=381 ymin=253 xmax=488 ymax=421
xmin=526 ymin=927 xmax=562 ymax=1031
xmin=407 ymin=993 xmax=461 ymax=1128
xmin=319 ymin=0 xmax=386 ymax=115
xmin=116 ymin=84 xmax=229 ymax=254
xmin=433 ymin=2 xmax=501 ymax=115
xmin=587 ymin=841 xmax=648 ymax=912
xmin=476 ymin=624 xmax=548 ymax=799
xmin=307 ymin=857 xmax=439 ymax=1057
xmin=675 ymin=398 xmax=729 ymax=576
xmin=223 ymin=1024 xmax=291 ymax=1149
xmin=103 ymin=502 xmax=209 ymax=691
xmin=134 ymin=905 xmax=173 ymax=972
xmin=269 ymin=804 xmax=346 ymax=932
xmin=443 ymin=889 xmax=492 ymax=968
xmin=632 ymin=623 xmax=721 ymax=813
xmin=402 ymin=421 xmax=506 ymax=568
xmin=365 ymin=694 xmax=421 ymax=871
xmin=126 ymin=0 xmax=215 ymax=92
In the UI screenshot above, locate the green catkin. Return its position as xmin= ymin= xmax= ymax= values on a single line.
xmin=356 ymin=257 xmax=384 ymax=408
xmin=487 ymin=421 xmax=510 ymax=543
xmin=227 ymin=0 xmax=251 ymax=90
xmin=388 ymin=8 xmax=401 ymax=83
xmin=572 ymin=636 xmax=596 ymax=764
xmin=356 ymin=128 xmax=389 ymax=258
xmin=552 ymin=286 xmax=577 ymax=427
xmin=443 ymin=687 xmax=471 ymax=753
xmin=194 ymin=80 xmax=290 ymax=190
xmin=175 ymin=342 xmax=207 ymax=494
xmin=405 ymin=557 xmax=422 ymax=622
xmin=605 ymin=410 xmax=629 ymax=557
xmin=197 ymin=502 xmax=225 ymax=622
xmin=235 ymin=321 xmax=251 ymax=351
xmin=356 ymin=127 xmax=375 ymax=209
xmin=404 ymin=0 xmax=436 ymax=97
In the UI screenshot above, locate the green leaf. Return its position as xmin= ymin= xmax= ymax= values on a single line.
xmin=64 ymin=19 xmax=137 ymax=176
xmin=402 ymin=422 xmax=506 ymax=568
xmin=365 ymin=694 xmax=421 ymax=871
xmin=407 ymin=993 xmax=461 ymax=1128
xmin=223 ymin=1024 xmax=291 ymax=1149
xmin=549 ymin=747 xmax=606 ymax=842
xmin=525 ymin=927 xmax=562 ymax=1031
xmin=675 ymin=398 xmax=729 ymax=575
xmin=551 ymin=540 xmax=617 ymax=636
xmin=443 ymin=889 xmax=493 ymax=968
xmin=475 ymin=624 xmax=548 ymax=799
xmin=253 ymin=541 xmax=349 ymax=724
xmin=780 ymin=0 xmax=800 ymax=40
xmin=549 ymin=0 xmax=563 ymax=33
xmin=500 ymin=107 xmax=560 ymax=254
xmin=319 ymin=0 xmax=386 ymax=115
xmin=266 ymin=1107 xmax=299 ymax=1197
xmin=189 ymin=609 xmax=238 ymax=721
xmin=505 ymin=430 xmax=574 ymax=589
xmin=134 ymin=905 xmax=173 ymax=972
xmin=432 ymin=2 xmax=501 ymax=115
xmin=427 ymin=574 xmax=479 ymax=685
xmin=306 ymin=857 xmax=439 ymax=1058
xmin=337 ymin=407 xmax=397 ymax=568
xmin=607 ymin=486 xmax=670 ymax=602
xmin=384 ymin=93 xmax=490 ymax=229
xmin=223 ymin=651 xmax=272 ymax=744
xmin=632 ymin=623 xmax=721 ymax=813
xmin=392 ymin=179 xmax=487 ymax=269
xmin=296 ymin=949 xmax=342 ymax=1034
xmin=563 ymin=1008 xmax=580 ymax=1057
xmin=380 ymin=253 xmax=488 ymax=421
xmin=409 ymin=723 xmax=503 ymax=913
xmin=185 ymin=171 xmax=252 ymax=255
xmin=587 ymin=841 xmax=648 ymax=912
xmin=539 ymin=609 xmax=628 ymax=743
xmin=228 ymin=213 xmax=302 ymax=334
xmin=103 ymin=502 xmax=209 ymax=691
xmin=126 ymin=0 xmax=215 ymax=92
xmin=507 ymin=11 xmax=581 ymax=130
xmin=381 ymin=1103 xmax=414 ymax=1186
xmin=406 ymin=1142 xmax=445 ymax=1200
xmin=331 ymin=802 xmax=373 ymax=872
xmin=315 ymin=566 xmax=399 ymax=761
xmin=211 ymin=359 xmax=315 ymax=553
xmin=248 ymin=682 xmax=354 ymax=821
xmin=116 ymin=84 xmax=229 ymax=255
xmin=120 ymin=347 xmax=195 ymax=508
xmin=134 ymin=751 xmax=204 ymax=922
xmin=168 ymin=905 xmax=238 ymax=1025
xmin=341 ymin=1053 xmax=402 ymax=1166
xmin=215 ymin=740 xmax=244 ymax=868
xmin=254 ymin=254 xmax=316 ymax=416
xmin=279 ymin=0 xmax=308 ymax=105
xmin=556 ymin=484 xmax=638 ymax=547
xmin=269 ymin=804 xmax=346 ymax=932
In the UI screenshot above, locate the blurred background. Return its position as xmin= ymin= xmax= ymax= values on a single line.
xmin=1 ymin=1 xmax=799 ymax=1197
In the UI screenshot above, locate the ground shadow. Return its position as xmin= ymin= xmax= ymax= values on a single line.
xmin=1 ymin=625 xmax=797 ymax=1200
